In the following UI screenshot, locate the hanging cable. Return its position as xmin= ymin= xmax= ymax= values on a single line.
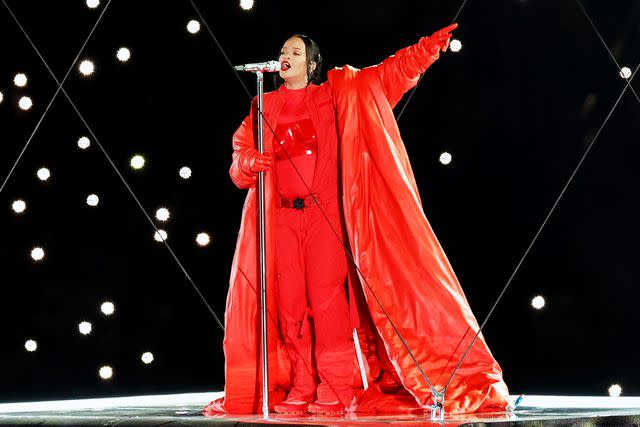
xmin=0 ymin=0 xmax=113 ymax=194
xmin=396 ymin=1 xmax=469 ymax=122
xmin=1 ymin=0 xmax=225 ymax=331
xmin=441 ymin=0 xmax=640 ymax=393
xmin=452 ymin=0 xmax=470 ymax=22
xmin=575 ymin=0 xmax=640 ymax=104
xmin=442 ymin=63 xmax=639 ymax=393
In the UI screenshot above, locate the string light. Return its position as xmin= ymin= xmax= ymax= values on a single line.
xmin=156 ymin=208 xmax=170 ymax=222
xmin=37 ymin=167 xmax=51 ymax=181
xmin=619 ymin=67 xmax=632 ymax=79
xmin=179 ymin=166 xmax=192 ymax=179
xmin=609 ymin=384 xmax=622 ymax=397
xmin=154 ymin=230 xmax=168 ymax=242
xmin=31 ymin=247 xmax=45 ymax=261
xmin=101 ymin=301 xmax=115 ymax=316
xmin=450 ymin=39 xmax=462 ymax=53
xmin=78 ymin=136 xmax=91 ymax=149
xmin=78 ymin=321 xmax=92 ymax=335
xmin=531 ymin=295 xmax=545 ymax=310
xmin=0 ymin=91 xmax=4 ymax=103
xmin=439 ymin=152 xmax=452 ymax=165
xmin=86 ymin=194 xmax=100 ymax=207
xmin=14 ymin=73 xmax=28 ymax=87
xmin=79 ymin=60 xmax=95 ymax=76
xmin=187 ymin=20 xmax=200 ymax=34
xmin=99 ymin=366 xmax=113 ymax=380
xmin=86 ymin=0 xmax=100 ymax=8
xmin=130 ymin=155 xmax=145 ymax=170
xmin=19 ymin=96 xmax=33 ymax=110
xmin=240 ymin=0 xmax=255 ymax=10
xmin=12 ymin=200 xmax=26 ymax=214
xmin=141 ymin=352 xmax=154 ymax=364
xmin=196 ymin=232 xmax=211 ymax=247
xmin=25 ymin=340 xmax=37 ymax=352
xmin=116 ymin=47 xmax=131 ymax=62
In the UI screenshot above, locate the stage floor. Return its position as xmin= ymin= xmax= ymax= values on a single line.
xmin=0 ymin=392 xmax=639 ymax=426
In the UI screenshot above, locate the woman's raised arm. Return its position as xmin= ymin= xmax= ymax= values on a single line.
xmin=365 ymin=23 xmax=457 ymax=108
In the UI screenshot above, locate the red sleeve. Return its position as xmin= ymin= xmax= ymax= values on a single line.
xmin=365 ymin=36 xmax=442 ymax=108
xmin=229 ymin=99 xmax=259 ymax=189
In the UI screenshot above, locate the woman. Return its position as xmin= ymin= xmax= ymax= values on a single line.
xmin=205 ymin=24 xmax=510 ymax=416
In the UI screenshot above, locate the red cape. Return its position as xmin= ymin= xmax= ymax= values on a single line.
xmin=205 ymin=35 xmax=509 ymax=415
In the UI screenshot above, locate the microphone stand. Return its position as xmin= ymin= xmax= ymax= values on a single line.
xmin=255 ymin=70 xmax=270 ymax=420
xmin=236 ymin=61 xmax=278 ymax=419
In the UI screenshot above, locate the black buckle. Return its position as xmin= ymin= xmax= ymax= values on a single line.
xmin=292 ymin=198 xmax=305 ymax=210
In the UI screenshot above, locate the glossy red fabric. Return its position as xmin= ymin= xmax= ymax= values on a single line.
xmin=205 ymin=34 xmax=509 ymax=415
xmin=273 ymin=86 xmax=318 ymax=199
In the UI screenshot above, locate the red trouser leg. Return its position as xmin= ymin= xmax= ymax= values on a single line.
xmin=276 ymin=201 xmax=354 ymax=406
xmin=303 ymin=202 xmax=353 ymax=406
xmin=276 ymin=207 xmax=316 ymax=402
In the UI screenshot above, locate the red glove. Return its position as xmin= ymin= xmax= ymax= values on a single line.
xmin=422 ymin=23 xmax=458 ymax=55
xmin=246 ymin=150 xmax=273 ymax=174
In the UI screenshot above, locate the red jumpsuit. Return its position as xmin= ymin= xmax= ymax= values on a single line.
xmin=273 ymin=86 xmax=353 ymax=405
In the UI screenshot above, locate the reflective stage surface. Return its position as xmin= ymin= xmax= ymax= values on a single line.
xmin=0 ymin=392 xmax=639 ymax=426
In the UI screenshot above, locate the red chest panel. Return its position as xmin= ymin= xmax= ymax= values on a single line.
xmin=274 ymin=118 xmax=318 ymax=160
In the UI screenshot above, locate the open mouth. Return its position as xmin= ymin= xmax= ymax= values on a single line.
xmin=281 ymin=61 xmax=291 ymax=70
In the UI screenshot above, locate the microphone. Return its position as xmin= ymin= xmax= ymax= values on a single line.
xmin=234 ymin=60 xmax=281 ymax=73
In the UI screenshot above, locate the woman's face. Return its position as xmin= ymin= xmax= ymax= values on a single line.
xmin=278 ymin=36 xmax=309 ymax=86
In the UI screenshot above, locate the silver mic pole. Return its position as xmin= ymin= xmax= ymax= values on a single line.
xmin=235 ymin=59 xmax=279 ymax=419
xmin=255 ymin=70 xmax=269 ymax=420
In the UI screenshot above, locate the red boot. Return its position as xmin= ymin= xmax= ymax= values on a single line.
xmin=307 ymin=401 xmax=345 ymax=415
xmin=274 ymin=398 xmax=310 ymax=414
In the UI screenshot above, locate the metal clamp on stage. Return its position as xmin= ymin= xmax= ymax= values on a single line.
xmin=429 ymin=389 xmax=445 ymax=422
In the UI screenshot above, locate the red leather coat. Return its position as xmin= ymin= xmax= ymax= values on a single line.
xmin=205 ymin=35 xmax=509 ymax=415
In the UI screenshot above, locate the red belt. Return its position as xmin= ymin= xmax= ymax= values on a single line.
xmin=279 ymin=194 xmax=320 ymax=209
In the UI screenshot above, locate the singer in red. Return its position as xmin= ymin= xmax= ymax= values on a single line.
xmin=205 ymin=24 xmax=510 ymax=416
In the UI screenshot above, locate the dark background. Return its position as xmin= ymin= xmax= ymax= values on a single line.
xmin=0 ymin=0 xmax=638 ymax=402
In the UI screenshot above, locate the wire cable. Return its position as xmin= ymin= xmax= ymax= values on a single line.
xmin=1 ymin=0 xmax=225 ymax=331
xmin=441 ymin=0 xmax=640 ymax=393
xmin=0 ymin=0 xmax=112 ymax=194
xmin=575 ymin=0 xmax=640 ymax=105
xmin=396 ymin=1 xmax=470 ymax=122
xmin=442 ymin=63 xmax=639 ymax=393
